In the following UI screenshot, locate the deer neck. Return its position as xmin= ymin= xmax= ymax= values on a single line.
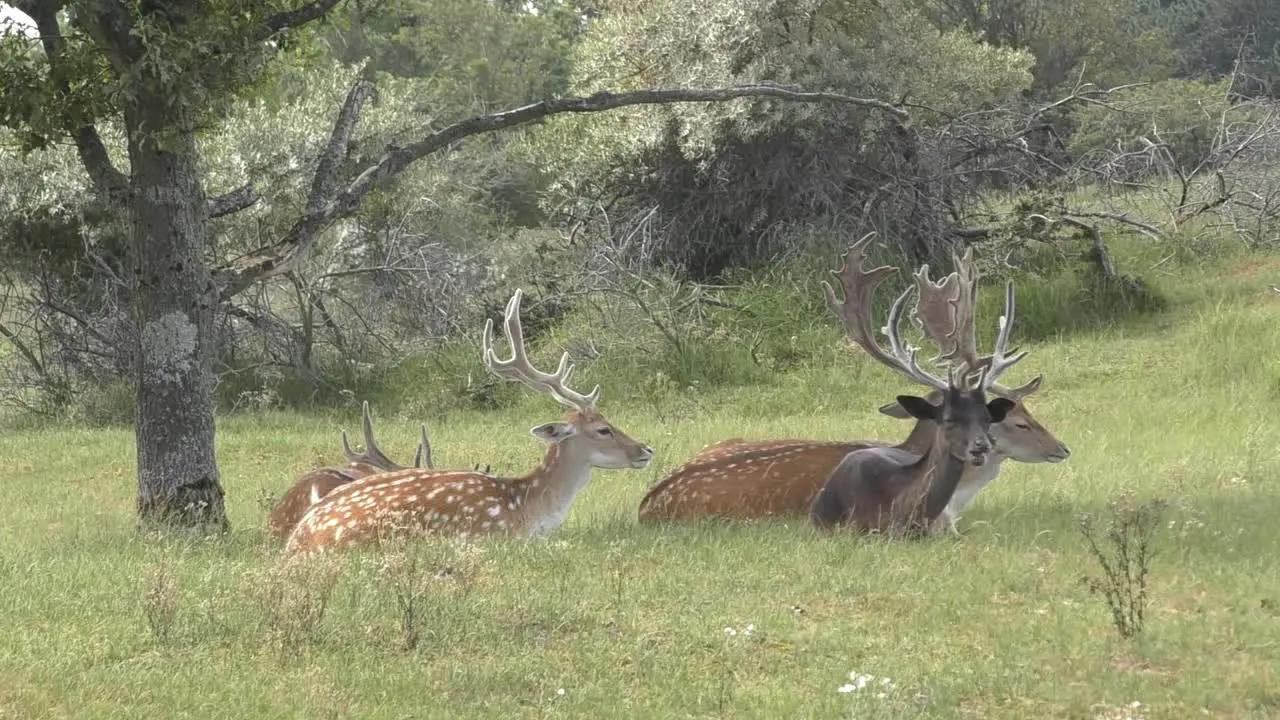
xmin=893 ymin=434 xmax=969 ymax=528
xmin=948 ymin=454 xmax=1006 ymax=514
xmin=921 ymin=438 xmax=973 ymax=521
xmin=510 ymin=442 xmax=595 ymax=536
xmin=895 ymin=418 xmax=936 ymax=455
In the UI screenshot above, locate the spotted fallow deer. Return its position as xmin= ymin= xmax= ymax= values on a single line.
xmin=265 ymin=401 xmax=436 ymax=539
xmin=808 ymin=261 xmax=1025 ymax=536
xmin=637 ymin=235 xmax=1068 ymax=532
xmin=285 ymin=289 xmax=655 ymax=553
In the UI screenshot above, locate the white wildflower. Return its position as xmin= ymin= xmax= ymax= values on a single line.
xmin=837 ymin=671 xmax=894 ymax=696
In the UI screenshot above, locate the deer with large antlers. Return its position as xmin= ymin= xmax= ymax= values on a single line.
xmin=285 ymin=289 xmax=654 ymax=553
xmin=638 ymin=235 xmax=1068 ymax=533
xmin=808 ymin=256 xmax=1025 ymax=535
xmin=265 ymin=401 xmax=437 ymax=539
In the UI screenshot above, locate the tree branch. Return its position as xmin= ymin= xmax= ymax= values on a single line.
xmin=213 ymin=83 xmax=907 ymax=299
xmin=207 ymin=182 xmax=259 ymax=218
xmin=1060 ymin=217 xmax=1119 ymax=282
xmin=260 ymin=0 xmax=346 ymax=38
xmin=22 ymin=2 xmax=129 ymax=200
xmin=1062 ymin=210 xmax=1164 ymax=240
xmin=307 ymin=78 xmax=374 ymax=214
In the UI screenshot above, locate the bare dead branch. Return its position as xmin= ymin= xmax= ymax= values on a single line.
xmin=1060 ymin=217 xmax=1118 ymax=282
xmin=1062 ymin=210 xmax=1164 ymax=240
xmin=41 ymin=297 xmax=114 ymax=346
xmin=0 ymin=319 xmax=49 ymax=382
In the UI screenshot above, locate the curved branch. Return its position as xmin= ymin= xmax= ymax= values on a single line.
xmin=213 ymin=83 xmax=907 ymax=299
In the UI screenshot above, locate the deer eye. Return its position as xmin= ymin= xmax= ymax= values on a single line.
xmin=596 ymin=427 xmax=614 ymax=437
xmin=1014 ymin=422 xmax=1031 ymax=430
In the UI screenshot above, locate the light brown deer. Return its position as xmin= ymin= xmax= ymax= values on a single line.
xmin=808 ymin=259 xmax=1026 ymax=536
xmin=265 ymin=401 xmax=435 ymax=539
xmin=638 ymin=235 xmax=1068 ymax=532
xmin=285 ymin=289 xmax=654 ymax=553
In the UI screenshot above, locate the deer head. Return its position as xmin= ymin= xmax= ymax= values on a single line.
xmin=821 ymin=238 xmax=1018 ymax=468
xmin=481 ymin=288 xmax=653 ymax=471
xmin=898 ymin=246 xmax=1069 ymax=463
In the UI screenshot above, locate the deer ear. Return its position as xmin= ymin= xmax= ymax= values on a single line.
xmin=530 ymin=422 xmax=577 ymax=442
xmin=987 ymin=398 xmax=1017 ymax=423
xmin=896 ymin=395 xmax=939 ymax=421
xmin=878 ymin=401 xmax=912 ymax=419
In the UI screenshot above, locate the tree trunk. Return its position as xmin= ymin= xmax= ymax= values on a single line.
xmin=125 ymin=99 xmax=228 ymax=533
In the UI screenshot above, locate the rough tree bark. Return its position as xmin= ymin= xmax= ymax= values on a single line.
xmin=125 ymin=99 xmax=227 ymax=531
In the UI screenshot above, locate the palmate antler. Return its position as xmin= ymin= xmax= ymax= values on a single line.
xmin=821 ymin=233 xmax=987 ymax=392
xmin=481 ymin=289 xmax=602 ymax=411
xmin=910 ymin=248 xmax=1041 ymax=398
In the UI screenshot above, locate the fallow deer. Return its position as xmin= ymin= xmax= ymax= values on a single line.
xmin=285 ymin=289 xmax=655 ymax=553
xmin=808 ymin=263 xmax=1026 ymax=536
xmin=881 ymin=246 xmax=1067 ymax=527
xmin=265 ymin=401 xmax=434 ymax=539
xmin=637 ymin=235 xmax=1068 ymax=532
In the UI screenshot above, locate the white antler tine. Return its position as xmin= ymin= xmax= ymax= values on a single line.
xmin=504 ymin=289 xmax=528 ymax=360
xmin=554 ymin=351 xmax=572 ymax=381
xmin=980 ymin=280 xmax=1031 ymax=391
xmin=481 ymin=317 xmax=497 ymax=362
xmin=481 ymin=289 xmax=602 ymax=411
xmin=883 ymin=284 xmax=949 ymax=392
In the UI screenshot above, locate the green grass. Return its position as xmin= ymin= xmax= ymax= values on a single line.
xmin=3 ymin=250 xmax=1280 ymax=719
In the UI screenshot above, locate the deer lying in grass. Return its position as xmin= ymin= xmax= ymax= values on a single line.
xmin=285 ymin=289 xmax=654 ymax=553
xmin=266 ymin=401 xmax=435 ymax=539
xmin=809 ymin=261 xmax=1028 ymax=535
xmin=638 ymin=235 xmax=1068 ymax=533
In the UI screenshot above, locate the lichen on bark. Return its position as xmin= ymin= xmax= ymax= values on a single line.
xmin=140 ymin=310 xmax=198 ymax=385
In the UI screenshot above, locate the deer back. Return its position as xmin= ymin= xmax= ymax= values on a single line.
xmin=638 ymin=440 xmax=883 ymax=522
xmin=809 ymin=446 xmax=921 ymax=532
xmin=266 ymin=465 xmax=373 ymax=539
xmin=284 ymin=466 xmax=537 ymax=553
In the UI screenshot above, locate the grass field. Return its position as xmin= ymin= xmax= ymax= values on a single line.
xmin=2 ymin=248 xmax=1280 ymax=719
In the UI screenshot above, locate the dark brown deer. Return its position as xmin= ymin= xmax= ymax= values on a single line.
xmin=286 ymin=289 xmax=654 ymax=553
xmin=808 ymin=252 xmax=1029 ymax=536
xmin=638 ymin=236 xmax=1067 ymax=532
xmin=266 ymin=401 xmax=433 ymax=539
